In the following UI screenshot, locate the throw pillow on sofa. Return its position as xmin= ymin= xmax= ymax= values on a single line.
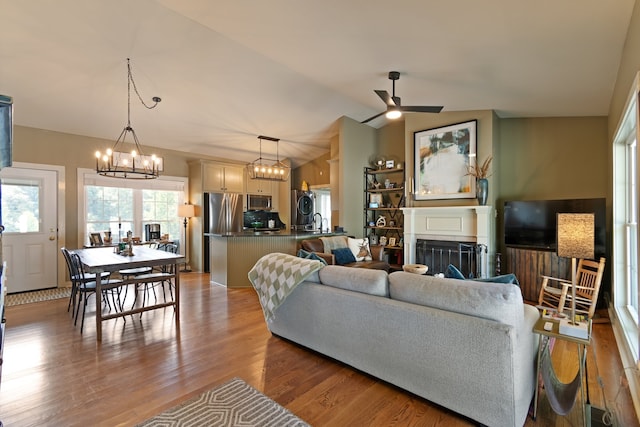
xmin=297 ymin=248 xmax=328 ymax=265
xmin=444 ymin=264 xmax=467 ymax=279
xmin=347 ymin=237 xmax=372 ymax=261
xmin=331 ymin=247 xmax=357 ymax=265
xmin=444 ymin=264 xmax=520 ymax=286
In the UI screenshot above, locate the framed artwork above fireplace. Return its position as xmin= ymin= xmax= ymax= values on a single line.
xmin=413 ymin=120 xmax=477 ymax=200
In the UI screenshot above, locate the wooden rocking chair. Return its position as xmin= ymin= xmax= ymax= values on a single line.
xmin=537 ymin=257 xmax=606 ymax=319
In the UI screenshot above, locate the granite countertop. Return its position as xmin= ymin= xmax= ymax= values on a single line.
xmin=205 ymin=231 xmax=346 ymax=238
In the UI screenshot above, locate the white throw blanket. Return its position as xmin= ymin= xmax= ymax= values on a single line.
xmin=319 ymin=236 xmax=347 ymax=254
xmin=248 ymin=252 xmax=324 ymax=321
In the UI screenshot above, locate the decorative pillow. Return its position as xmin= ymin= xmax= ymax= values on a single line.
xmin=443 ymin=263 xmax=520 ymax=286
xmin=347 ymin=237 xmax=372 ymax=261
xmin=444 ymin=264 xmax=466 ymax=280
xmin=474 ymin=274 xmax=520 ymax=286
xmin=297 ymin=248 xmax=328 ymax=265
xmin=331 ymin=247 xmax=357 ymax=265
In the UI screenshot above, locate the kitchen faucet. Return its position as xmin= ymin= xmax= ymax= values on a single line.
xmin=313 ymin=213 xmax=323 ymax=232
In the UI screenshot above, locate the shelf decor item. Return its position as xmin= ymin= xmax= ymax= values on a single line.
xmin=403 ymin=264 xmax=428 ymax=275
xmin=466 ymin=155 xmax=492 ymax=206
xmin=414 ymin=120 xmax=477 ymax=200
xmin=476 ymin=178 xmax=489 ymax=205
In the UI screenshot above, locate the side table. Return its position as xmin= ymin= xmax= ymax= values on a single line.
xmin=532 ymin=316 xmax=591 ymax=426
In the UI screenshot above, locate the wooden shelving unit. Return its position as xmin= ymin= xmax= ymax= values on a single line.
xmin=363 ymin=166 xmax=405 ymax=270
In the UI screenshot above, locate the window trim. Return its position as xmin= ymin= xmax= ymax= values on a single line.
xmin=611 ymin=71 xmax=640 ymax=417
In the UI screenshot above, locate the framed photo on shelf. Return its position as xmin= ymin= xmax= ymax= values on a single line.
xmin=89 ymin=232 xmax=103 ymax=246
xmin=414 ymin=120 xmax=477 ymax=201
xmin=369 ymin=193 xmax=383 ymax=207
xmin=388 ymin=237 xmax=396 ymax=247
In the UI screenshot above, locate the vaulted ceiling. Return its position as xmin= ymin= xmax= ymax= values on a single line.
xmin=0 ymin=1 xmax=635 ymax=167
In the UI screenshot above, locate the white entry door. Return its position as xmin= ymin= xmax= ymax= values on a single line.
xmin=1 ymin=167 xmax=58 ymax=293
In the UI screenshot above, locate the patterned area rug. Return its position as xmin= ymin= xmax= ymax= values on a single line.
xmin=6 ymin=287 xmax=71 ymax=307
xmin=136 ymin=377 xmax=310 ymax=427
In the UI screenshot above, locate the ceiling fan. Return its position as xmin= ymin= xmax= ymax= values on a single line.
xmin=361 ymin=71 xmax=443 ymax=124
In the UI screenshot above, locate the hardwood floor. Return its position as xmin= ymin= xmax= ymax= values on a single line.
xmin=0 ymin=273 xmax=637 ymax=427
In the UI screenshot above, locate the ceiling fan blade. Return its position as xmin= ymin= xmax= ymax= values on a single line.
xmin=374 ymin=90 xmax=397 ymax=107
xmin=392 ymin=96 xmax=401 ymax=106
xmin=401 ymin=105 xmax=444 ymax=113
xmin=360 ymin=111 xmax=386 ymax=124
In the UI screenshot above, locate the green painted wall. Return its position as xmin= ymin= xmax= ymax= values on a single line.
xmin=608 ymin=0 xmax=640 ymax=140
xmin=338 ymin=116 xmax=376 ymax=237
xmin=291 ymin=151 xmax=330 ymax=189
xmin=498 ymin=117 xmax=608 ymax=201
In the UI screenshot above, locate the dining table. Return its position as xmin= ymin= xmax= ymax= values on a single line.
xmin=74 ymin=245 xmax=185 ymax=341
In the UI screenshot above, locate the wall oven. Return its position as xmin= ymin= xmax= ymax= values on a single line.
xmin=247 ymin=194 xmax=272 ymax=211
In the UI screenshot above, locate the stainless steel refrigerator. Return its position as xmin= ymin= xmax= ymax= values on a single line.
xmin=203 ymin=192 xmax=243 ymax=272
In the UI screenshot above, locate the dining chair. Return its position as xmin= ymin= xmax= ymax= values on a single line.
xmin=538 ymin=257 xmax=606 ymax=319
xmin=67 ymin=252 xmax=124 ymax=333
xmin=61 ymin=247 xmax=110 ymax=317
xmin=134 ymin=243 xmax=179 ymax=314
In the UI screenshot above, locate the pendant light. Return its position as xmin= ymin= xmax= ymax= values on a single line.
xmin=246 ymin=135 xmax=290 ymax=181
xmin=94 ymin=58 xmax=162 ymax=179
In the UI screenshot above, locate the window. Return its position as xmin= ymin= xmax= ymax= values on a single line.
xmin=612 ymin=73 xmax=640 ymax=366
xmin=86 ymin=186 xmax=133 ymax=236
xmin=1 ymin=177 xmax=41 ymax=233
xmin=142 ymin=189 xmax=181 ymax=241
xmin=312 ymin=187 xmax=331 ymax=232
xmin=79 ymin=169 xmax=187 ymax=247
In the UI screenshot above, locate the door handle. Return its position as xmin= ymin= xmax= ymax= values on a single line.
xmin=49 ymin=228 xmax=56 ymax=241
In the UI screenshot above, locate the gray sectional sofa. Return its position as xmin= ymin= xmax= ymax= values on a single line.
xmin=266 ymin=264 xmax=540 ymax=427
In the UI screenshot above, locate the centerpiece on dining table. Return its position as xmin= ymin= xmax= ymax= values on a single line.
xmin=116 ymin=231 xmax=135 ymax=256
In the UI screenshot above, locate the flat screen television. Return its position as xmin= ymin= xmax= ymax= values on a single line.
xmin=503 ymin=198 xmax=606 ymax=257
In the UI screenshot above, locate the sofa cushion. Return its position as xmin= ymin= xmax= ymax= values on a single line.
xmin=332 ymin=247 xmax=356 ymax=265
xmin=319 ymin=265 xmax=389 ymax=297
xmin=297 ymin=248 xmax=328 ymax=265
xmin=388 ymin=271 xmax=523 ymax=327
xmin=347 ymin=237 xmax=372 ymax=261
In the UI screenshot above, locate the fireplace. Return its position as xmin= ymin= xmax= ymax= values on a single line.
xmin=415 ymin=239 xmax=487 ymax=278
xmin=402 ymin=206 xmax=494 ymax=278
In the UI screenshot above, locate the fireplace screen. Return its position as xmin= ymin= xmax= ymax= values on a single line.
xmin=415 ymin=239 xmax=486 ymax=278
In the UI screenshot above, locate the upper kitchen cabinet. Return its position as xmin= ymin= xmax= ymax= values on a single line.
xmin=204 ymin=163 xmax=244 ymax=193
xmin=245 ymin=170 xmax=273 ymax=195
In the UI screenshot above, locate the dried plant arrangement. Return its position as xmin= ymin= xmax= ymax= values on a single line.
xmin=467 ymin=155 xmax=493 ymax=179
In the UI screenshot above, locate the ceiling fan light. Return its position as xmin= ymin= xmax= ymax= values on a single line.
xmin=386 ymin=109 xmax=402 ymax=119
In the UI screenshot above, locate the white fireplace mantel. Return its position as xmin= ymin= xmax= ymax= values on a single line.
xmin=402 ymin=206 xmax=494 ymax=277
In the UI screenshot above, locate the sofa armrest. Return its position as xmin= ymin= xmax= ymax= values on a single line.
xmin=370 ymin=245 xmax=385 ymax=261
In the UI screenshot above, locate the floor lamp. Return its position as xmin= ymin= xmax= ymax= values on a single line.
xmin=556 ymin=212 xmax=594 ymax=338
xmin=178 ymin=203 xmax=195 ymax=272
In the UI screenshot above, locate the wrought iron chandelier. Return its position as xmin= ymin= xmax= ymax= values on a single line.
xmin=246 ymin=135 xmax=290 ymax=181
xmin=95 ymin=58 xmax=162 ymax=179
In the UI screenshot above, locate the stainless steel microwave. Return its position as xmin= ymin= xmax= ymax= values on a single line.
xmin=247 ymin=194 xmax=272 ymax=211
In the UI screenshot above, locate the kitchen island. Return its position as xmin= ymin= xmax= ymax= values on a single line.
xmin=206 ymin=231 xmax=346 ymax=288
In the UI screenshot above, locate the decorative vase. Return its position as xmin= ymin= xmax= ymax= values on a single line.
xmin=476 ymin=178 xmax=489 ymax=206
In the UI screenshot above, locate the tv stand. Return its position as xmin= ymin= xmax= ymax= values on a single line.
xmin=504 ymin=247 xmax=571 ymax=303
